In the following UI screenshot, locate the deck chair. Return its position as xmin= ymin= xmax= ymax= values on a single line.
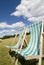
xmin=5 ymin=27 xmax=28 ymax=49
xmin=11 ymin=21 xmax=44 ymax=65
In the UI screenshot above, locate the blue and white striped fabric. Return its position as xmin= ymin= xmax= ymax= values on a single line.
xmin=13 ymin=21 xmax=42 ymax=57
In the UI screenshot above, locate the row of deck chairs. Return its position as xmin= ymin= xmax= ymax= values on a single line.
xmin=5 ymin=21 xmax=44 ymax=65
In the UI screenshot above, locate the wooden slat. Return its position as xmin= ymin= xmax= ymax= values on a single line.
xmin=42 ymin=32 xmax=44 ymax=37
xmin=25 ymin=55 xmax=44 ymax=60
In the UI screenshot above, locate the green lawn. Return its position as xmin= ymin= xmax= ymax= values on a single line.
xmin=0 ymin=35 xmax=44 ymax=65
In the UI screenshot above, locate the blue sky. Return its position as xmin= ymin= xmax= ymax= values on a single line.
xmin=0 ymin=0 xmax=33 ymax=37
xmin=0 ymin=0 xmax=32 ymax=25
xmin=0 ymin=0 xmax=44 ymax=37
xmin=0 ymin=0 xmax=21 ymax=24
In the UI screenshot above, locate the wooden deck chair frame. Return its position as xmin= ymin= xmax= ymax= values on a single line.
xmin=10 ymin=27 xmax=28 ymax=64
xmin=24 ymin=22 xmax=44 ymax=65
xmin=5 ymin=27 xmax=28 ymax=49
xmin=13 ymin=21 xmax=44 ymax=65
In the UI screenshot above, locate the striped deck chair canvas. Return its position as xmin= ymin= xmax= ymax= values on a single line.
xmin=12 ymin=21 xmax=42 ymax=56
xmin=12 ymin=21 xmax=44 ymax=65
xmin=5 ymin=28 xmax=25 ymax=49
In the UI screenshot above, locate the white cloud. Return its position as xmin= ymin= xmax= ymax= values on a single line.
xmin=11 ymin=0 xmax=44 ymax=22
xmin=0 ymin=22 xmax=9 ymax=28
xmin=0 ymin=21 xmax=25 ymax=28
xmin=0 ymin=29 xmax=18 ymax=37
xmin=0 ymin=21 xmax=25 ymax=37
xmin=11 ymin=22 xmax=25 ymax=28
xmin=0 ymin=29 xmax=15 ymax=34
xmin=28 ymin=16 xmax=44 ymax=22
xmin=0 ymin=31 xmax=2 ymax=34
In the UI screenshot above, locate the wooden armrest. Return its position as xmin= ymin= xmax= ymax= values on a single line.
xmin=11 ymin=48 xmax=22 ymax=51
xmin=25 ymin=55 xmax=44 ymax=60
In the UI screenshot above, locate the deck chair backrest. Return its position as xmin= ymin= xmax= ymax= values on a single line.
xmin=5 ymin=28 xmax=25 ymax=48
xmin=13 ymin=21 xmax=42 ymax=57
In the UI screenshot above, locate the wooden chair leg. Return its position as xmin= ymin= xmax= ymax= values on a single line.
xmin=15 ymin=59 xmax=18 ymax=65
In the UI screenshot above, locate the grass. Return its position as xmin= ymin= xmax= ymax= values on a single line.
xmin=0 ymin=35 xmax=44 ymax=65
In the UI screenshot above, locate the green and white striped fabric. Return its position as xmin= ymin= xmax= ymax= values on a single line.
xmin=5 ymin=28 xmax=25 ymax=48
xmin=13 ymin=21 xmax=42 ymax=57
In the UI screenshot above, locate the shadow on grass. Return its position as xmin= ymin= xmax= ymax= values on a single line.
xmin=17 ymin=54 xmax=38 ymax=65
xmin=9 ymin=50 xmax=44 ymax=65
xmin=9 ymin=50 xmax=38 ymax=65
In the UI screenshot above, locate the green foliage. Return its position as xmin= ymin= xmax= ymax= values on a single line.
xmin=2 ymin=35 xmax=15 ymax=39
xmin=1 ymin=32 xmax=30 ymax=39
